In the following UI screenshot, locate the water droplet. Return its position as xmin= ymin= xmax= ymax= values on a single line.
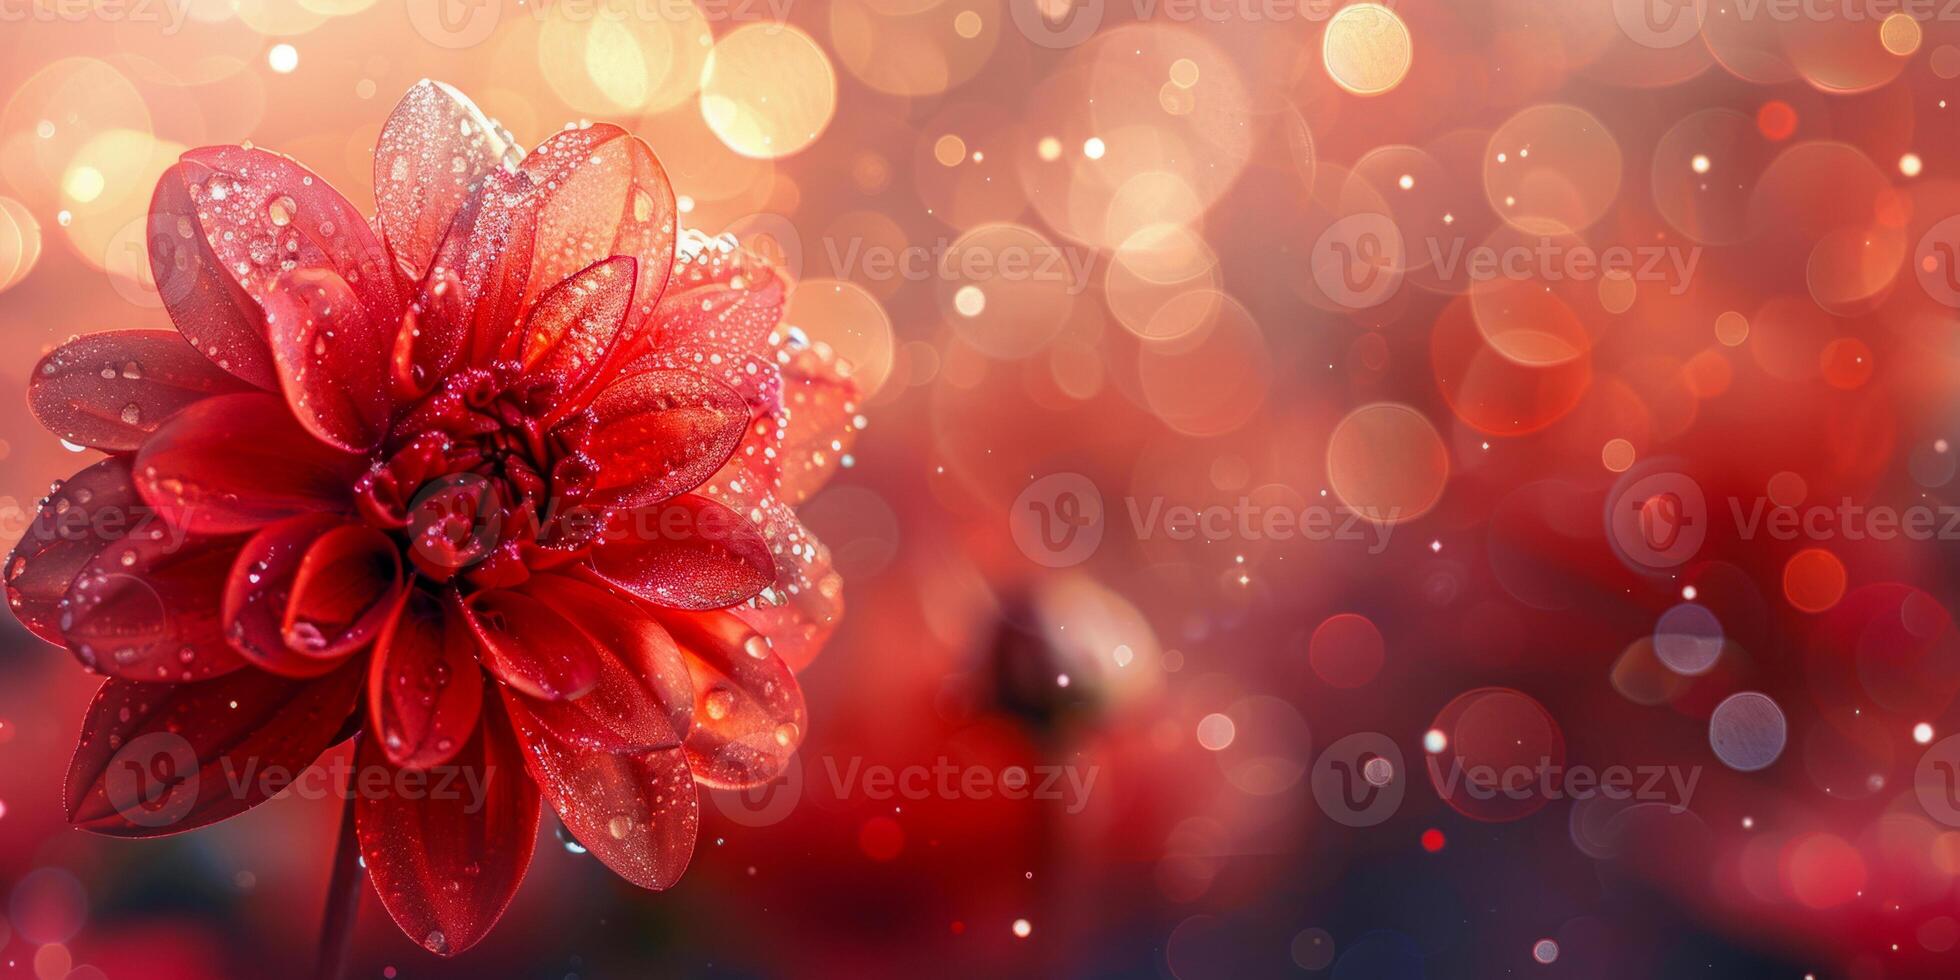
xmin=704 ymin=687 xmax=735 ymax=721
xmin=608 ymin=814 xmax=633 ymax=839
xmin=268 ymin=195 xmax=298 ymax=227
xmin=285 ymin=620 xmax=329 ymax=652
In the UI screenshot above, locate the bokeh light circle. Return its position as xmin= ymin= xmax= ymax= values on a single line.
xmin=700 ymin=24 xmax=837 ymax=159
xmin=1326 ymin=403 xmax=1450 ymax=525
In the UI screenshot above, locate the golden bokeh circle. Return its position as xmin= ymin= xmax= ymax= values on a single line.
xmin=784 ymin=279 xmax=895 ymax=399
xmin=1326 ymin=402 xmax=1449 ymax=524
xmin=1485 ymin=104 xmax=1622 ymax=235
xmin=1322 ymin=3 xmax=1414 ymax=96
xmin=700 ymin=24 xmax=837 ymax=160
xmin=1880 ymin=13 xmax=1923 ymax=57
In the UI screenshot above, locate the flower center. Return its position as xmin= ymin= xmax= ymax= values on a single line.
xmin=353 ymin=363 xmax=599 ymax=589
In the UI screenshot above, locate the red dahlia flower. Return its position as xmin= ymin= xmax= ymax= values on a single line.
xmin=5 ymin=81 xmax=857 ymax=956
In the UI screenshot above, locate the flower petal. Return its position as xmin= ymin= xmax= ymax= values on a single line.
xmin=587 ymin=494 xmax=774 ymax=611
xmin=61 ymin=531 xmax=248 ymax=682
xmin=283 ymin=523 xmax=405 ymax=653
xmin=509 ymin=573 xmax=693 ymax=752
xmin=643 ymin=235 xmax=785 ymax=362
xmin=587 ymin=368 xmax=748 ymax=507
xmin=148 ymin=161 xmax=277 ymax=388
xmin=659 ymin=609 xmax=806 ymax=789
xmin=368 ymin=589 xmax=484 ymax=770
xmin=765 ymin=338 xmax=863 ymax=506
xmin=519 ymin=125 xmax=676 ymax=347
xmin=64 ymin=657 xmax=362 ymax=837
xmin=519 ymin=255 xmax=636 ymax=413
xmin=372 ymin=79 xmax=520 ymax=282
xmin=454 ymin=169 xmax=543 ymax=367
xmin=263 ymin=268 xmax=395 ymax=452
xmin=6 ymin=458 xmax=144 ymax=645
xmin=28 ymin=330 xmax=252 ymax=452
xmin=223 ymin=513 xmax=353 ymax=677
xmin=224 ymin=515 xmax=403 ymax=677
xmin=462 ymin=588 xmax=601 ymax=700
xmin=177 ymin=145 xmax=403 ymax=332
xmin=703 ymin=476 xmax=844 ymax=671
xmin=356 ymin=698 xmax=538 ymax=958
xmin=501 ymin=689 xmax=697 ymax=891
xmin=134 ymin=391 xmax=363 ymax=534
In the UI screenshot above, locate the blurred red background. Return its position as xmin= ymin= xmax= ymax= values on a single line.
xmin=6 ymin=1 xmax=1960 ymax=977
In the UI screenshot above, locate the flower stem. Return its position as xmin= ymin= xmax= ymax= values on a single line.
xmin=315 ymin=751 xmax=364 ymax=980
